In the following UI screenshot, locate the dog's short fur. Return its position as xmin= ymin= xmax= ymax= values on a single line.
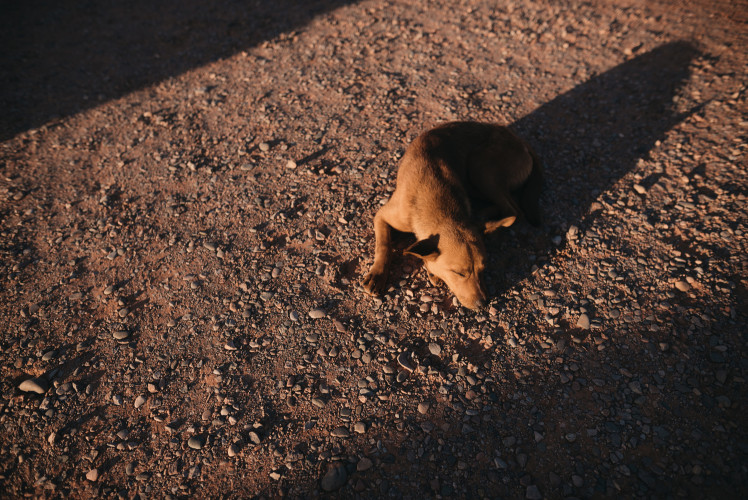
xmin=362 ymin=121 xmax=542 ymax=310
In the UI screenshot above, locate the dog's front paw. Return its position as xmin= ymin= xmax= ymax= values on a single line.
xmin=362 ymin=269 xmax=387 ymax=296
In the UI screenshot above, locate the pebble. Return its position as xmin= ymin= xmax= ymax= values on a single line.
xmin=633 ymin=183 xmax=647 ymax=194
xmin=354 ymin=421 xmax=366 ymax=434
xmin=418 ymin=402 xmax=430 ymax=414
xmin=86 ymin=468 xmax=99 ymax=482
xmin=112 ymin=394 xmax=123 ymax=405
xmin=526 ymin=485 xmax=541 ymax=500
xmin=397 ymin=352 xmax=415 ymax=372
xmin=331 ymin=426 xmax=350 ymax=438
xmin=18 ymin=377 xmax=48 ymax=394
xmin=228 ymin=443 xmax=240 ymax=457
xmin=309 ymin=308 xmax=326 ymax=319
xmin=321 ymin=462 xmax=348 ymax=492
xmin=428 ymin=342 xmax=442 ymax=356
xmin=258 ymin=142 xmax=270 ymax=152
xmin=576 ymin=313 xmax=590 ymax=330
xmin=289 ymin=310 xmax=300 ymax=322
xmin=117 ymin=307 xmax=130 ymax=318
xmin=188 ymin=436 xmax=205 ymax=450
xmin=113 ymin=330 xmax=130 ymax=340
xmin=675 ymin=280 xmax=691 ymax=292
xmin=357 ymin=457 xmax=374 ymax=472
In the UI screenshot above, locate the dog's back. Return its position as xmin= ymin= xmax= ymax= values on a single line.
xmin=397 ymin=121 xmax=541 ymax=226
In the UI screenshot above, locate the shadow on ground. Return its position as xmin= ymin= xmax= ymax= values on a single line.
xmin=0 ymin=0 xmax=358 ymax=141
xmin=489 ymin=41 xmax=701 ymax=291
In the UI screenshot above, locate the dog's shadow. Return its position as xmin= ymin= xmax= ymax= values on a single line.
xmin=485 ymin=41 xmax=702 ymax=298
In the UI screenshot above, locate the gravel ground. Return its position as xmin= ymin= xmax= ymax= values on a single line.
xmin=1 ymin=0 xmax=746 ymax=498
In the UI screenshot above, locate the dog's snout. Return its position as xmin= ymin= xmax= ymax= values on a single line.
xmin=473 ymin=297 xmax=487 ymax=310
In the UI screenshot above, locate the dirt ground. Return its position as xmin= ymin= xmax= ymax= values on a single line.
xmin=1 ymin=0 xmax=746 ymax=498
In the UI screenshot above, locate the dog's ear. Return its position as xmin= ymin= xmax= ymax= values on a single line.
xmin=404 ymin=234 xmax=440 ymax=260
xmin=484 ymin=216 xmax=516 ymax=234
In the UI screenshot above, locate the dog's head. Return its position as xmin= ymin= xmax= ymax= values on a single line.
xmin=405 ymin=216 xmax=516 ymax=310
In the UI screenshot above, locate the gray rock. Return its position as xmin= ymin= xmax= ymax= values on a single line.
xmin=113 ymin=330 xmax=130 ymax=340
xmin=428 ymin=342 xmax=442 ymax=356
xmin=188 ymin=435 xmax=205 ymax=450
xmin=397 ymin=352 xmax=415 ymax=372
xmin=309 ymin=308 xmax=326 ymax=319
xmin=526 ymin=484 xmax=542 ymax=499
xmin=331 ymin=426 xmax=350 ymax=437
xmin=576 ymin=313 xmax=590 ymax=330
xmin=321 ymin=462 xmax=348 ymax=492
xmin=357 ymin=457 xmax=374 ymax=472
xmin=18 ymin=377 xmax=48 ymax=394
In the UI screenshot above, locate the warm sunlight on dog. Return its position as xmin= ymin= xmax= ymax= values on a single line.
xmin=362 ymin=121 xmax=542 ymax=310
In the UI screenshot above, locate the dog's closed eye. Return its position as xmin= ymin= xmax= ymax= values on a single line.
xmin=451 ymin=270 xmax=466 ymax=278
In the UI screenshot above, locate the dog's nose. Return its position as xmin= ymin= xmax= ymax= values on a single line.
xmin=473 ymin=297 xmax=487 ymax=310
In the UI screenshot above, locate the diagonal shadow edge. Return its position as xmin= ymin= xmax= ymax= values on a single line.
xmin=484 ymin=41 xmax=702 ymax=296
xmin=0 ymin=0 xmax=360 ymax=142
xmin=511 ymin=41 xmax=701 ymax=233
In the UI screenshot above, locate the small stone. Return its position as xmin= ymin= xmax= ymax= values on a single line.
xmin=286 ymin=160 xmax=297 ymax=169
xmin=428 ymin=343 xmax=441 ymax=356
xmin=289 ymin=310 xmax=300 ymax=322
xmin=576 ymin=314 xmax=590 ymax=330
xmin=526 ymin=485 xmax=542 ymax=500
xmin=86 ymin=468 xmax=99 ymax=482
xmin=397 ymin=352 xmax=415 ymax=372
xmin=331 ymin=426 xmax=350 ymax=438
xmin=309 ymin=308 xmax=326 ymax=319
xmin=18 ymin=377 xmax=48 ymax=394
xmin=633 ymin=184 xmax=647 ymax=194
xmin=224 ymin=340 xmax=238 ymax=351
xmin=418 ymin=402 xmax=430 ymax=414
xmin=248 ymin=431 xmax=261 ymax=444
xmin=357 ymin=457 xmax=374 ymax=472
xmin=312 ymin=397 xmax=326 ymax=408
xmin=117 ymin=307 xmax=130 ymax=318
xmin=112 ymin=394 xmax=123 ymax=405
xmin=113 ymin=330 xmax=130 ymax=340
xmin=187 ymin=435 xmax=205 ymax=450
xmin=258 ymin=142 xmax=270 ymax=152
xmin=675 ymin=281 xmax=690 ymax=292
xmin=353 ymin=421 xmax=366 ymax=434
xmin=228 ymin=444 xmax=239 ymax=457
xmin=321 ymin=462 xmax=348 ymax=492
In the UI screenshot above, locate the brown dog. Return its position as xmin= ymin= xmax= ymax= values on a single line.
xmin=362 ymin=121 xmax=542 ymax=310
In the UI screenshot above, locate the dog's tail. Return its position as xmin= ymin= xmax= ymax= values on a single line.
xmin=520 ymin=145 xmax=543 ymax=227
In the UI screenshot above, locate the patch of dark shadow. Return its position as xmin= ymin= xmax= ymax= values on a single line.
xmin=483 ymin=41 xmax=702 ymax=297
xmin=0 ymin=0 xmax=361 ymax=141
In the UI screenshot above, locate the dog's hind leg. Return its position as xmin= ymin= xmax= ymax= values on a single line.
xmin=518 ymin=148 xmax=543 ymax=227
